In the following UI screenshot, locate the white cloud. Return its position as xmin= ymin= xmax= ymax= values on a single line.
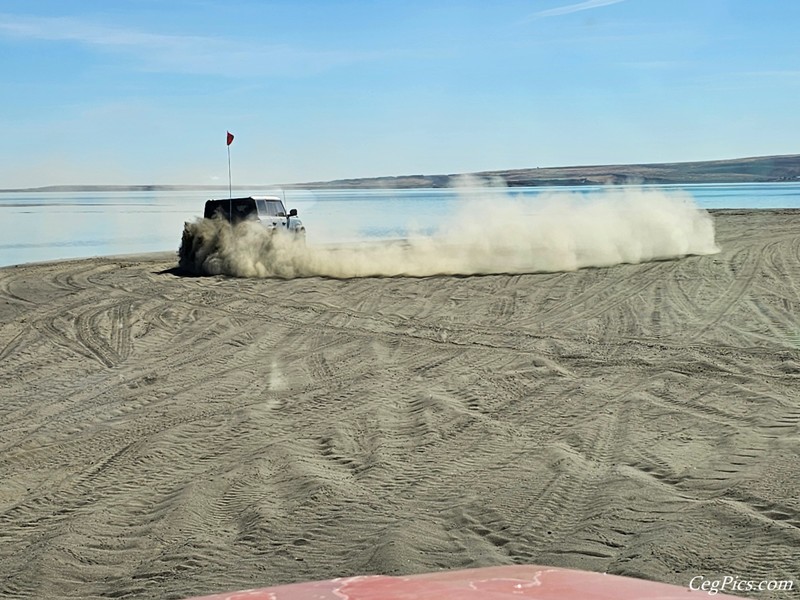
xmin=530 ymin=0 xmax=626 ymax=19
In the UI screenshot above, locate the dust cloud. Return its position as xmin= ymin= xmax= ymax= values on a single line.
xmin=178 ymin=184 xmax=720 ymax=279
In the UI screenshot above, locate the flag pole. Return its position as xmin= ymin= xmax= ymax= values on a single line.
xmin=226 ymin=131 xmax=234 ymax=223
xmin=227 ymin=144 xmax=232 ymax=199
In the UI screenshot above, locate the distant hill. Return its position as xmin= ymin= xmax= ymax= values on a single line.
xmin=0 ymin=184 xmax=237 ymax=193
xmin=299 ymin=154 xmax=800 ymax=189
xmin=4 ymin=154 xmax=799 ymax=193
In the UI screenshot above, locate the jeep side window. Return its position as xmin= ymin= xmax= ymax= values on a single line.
xmin=255 ymin=199 xmax=268 ymax=217
xmin=264 ymin=200 xmax=285 ymax=217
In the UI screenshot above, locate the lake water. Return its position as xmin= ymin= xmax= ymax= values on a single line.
xmin=1 ymin=182 xmax=799 ymax=268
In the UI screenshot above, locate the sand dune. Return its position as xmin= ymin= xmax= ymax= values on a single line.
xmin=0 ymin=209 xmax=798 ymax=599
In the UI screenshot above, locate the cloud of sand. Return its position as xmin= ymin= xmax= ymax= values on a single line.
xmin=178 ymin=183 xmax=720 ymax=278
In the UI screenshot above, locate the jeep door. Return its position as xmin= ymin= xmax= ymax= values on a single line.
xmin=256 ymin=199 xmax=288 ymax=229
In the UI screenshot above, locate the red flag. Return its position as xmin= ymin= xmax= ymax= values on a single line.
xmin=226 ymin=131 xmax=234 ymax=146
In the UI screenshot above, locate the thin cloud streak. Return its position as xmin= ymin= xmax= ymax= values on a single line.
xmin=621 ymin=60 xmax=687 ymax=70
xmin=0 ymin=13 xmax=204 ymax=48
xmin=0 ymin=12 xmax=386 ymax=77
xmin=531 ymin=0 xmax=626 ymax=19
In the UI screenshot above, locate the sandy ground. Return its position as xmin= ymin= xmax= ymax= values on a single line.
xmin=0 ymin=209 xmax=798 ymax=599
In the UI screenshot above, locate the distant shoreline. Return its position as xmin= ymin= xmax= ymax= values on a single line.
xmin=2 ymin=153 xmax=799 ymax=193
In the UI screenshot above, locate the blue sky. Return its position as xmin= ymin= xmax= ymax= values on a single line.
xmin=1 ymin=0 xmax=799 ymax=187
